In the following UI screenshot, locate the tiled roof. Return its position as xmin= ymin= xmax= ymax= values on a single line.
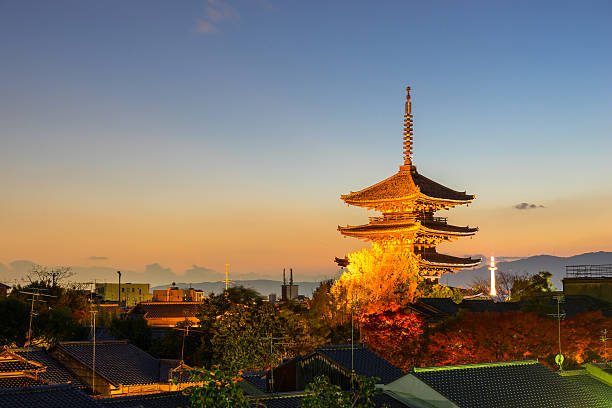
xmin=55 ymin=341 xmax=177 ymax=386
xmin=0 ymin=376 xmax=46 ymax=388
xmin=564 ymin=372 xmax=612 ymax=405
xmin=0 ymin=384 xmax=102 ymax=408
xmin=241 ymin=370 xmax=268 ymax=393
xmin=419 ymin=251 xmax=480 ymax=267
xmin=340 ymin=169 xmax=473 ymax=206
xmin=458 ymin=300 xmax=523 ymax=313
xmin=99 ymin=391 xmax=190 ymax=408
xmin=419 ymin=221 xmax=477 ymax=234
xmin=0 ymin=360 xmax=40 ymax=373
xmin=129 ymin=302 xmax=200 ymax=319
xmin=12 ymin=347 xmax=87 ymax=389
xmin=412 ymin=360 xmax=608 ymax=408
xmin=315 ymin=344 xmax=404 ymax=384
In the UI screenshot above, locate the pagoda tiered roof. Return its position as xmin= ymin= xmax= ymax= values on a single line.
xmin=419 ymin=250 xmax=480 ymax=268
xmin=341 ymin=167 xmax=474 ymax=210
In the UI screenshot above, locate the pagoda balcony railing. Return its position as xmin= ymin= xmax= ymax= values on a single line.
xmin=368 ymin=215 xmax=448 ymax=224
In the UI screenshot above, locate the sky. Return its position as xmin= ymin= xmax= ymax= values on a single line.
xmin=1 ymin=0 xmax=611 ymax=284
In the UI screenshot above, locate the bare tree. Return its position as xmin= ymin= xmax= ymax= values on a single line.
xmin=26 ymin=265 xmax=74 ymax=286
xmin=469 ymin=271 xmax=531 ymax=302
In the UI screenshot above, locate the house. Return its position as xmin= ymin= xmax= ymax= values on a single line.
xmin=0 ymin=384 xmax=102 ymax=408
xmin=8 ymin=347 xmax=87 ymax=389
xmin=95 ymin=283 xmax=152 ymax=307
xmin=268 ymin=344 xmax=404 ymax=392
xmin=561 ymin=363 xmax=612 ymax=402
xmin=128 ymin=302 xmax=201 ymax=327
xmin=50 ymin=340 xmax=197 ymax=397
xmin=383 ymin=359 xmax=609 ymax=408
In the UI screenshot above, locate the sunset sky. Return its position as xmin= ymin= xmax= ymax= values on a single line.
xmin=1 ymin=1 xmax=611 ymax=283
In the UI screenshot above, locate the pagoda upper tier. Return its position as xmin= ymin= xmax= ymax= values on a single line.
xmin=340 ymin=166 xmax=474 ymax=213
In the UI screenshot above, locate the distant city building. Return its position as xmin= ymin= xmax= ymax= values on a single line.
xmin=268 ymin=293 xmax=277 ymax=303
xmin=337 ymin=87 xmax=479 ymax=281
xmin=95 ymin=283 xmax=151 ymax=307
xmin=0 ymin=283 xmax=9 ymax=297
xmin=281 ymin=268 xmax=299 ymax=301
xmin=152 ymin=286 xmax=206 ymax=302
xmin=563 ymin=264 xmax=612 ymax=304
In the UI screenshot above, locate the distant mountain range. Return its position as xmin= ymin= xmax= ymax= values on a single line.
xmin=441 ymin=251 xmax=612 ymax=289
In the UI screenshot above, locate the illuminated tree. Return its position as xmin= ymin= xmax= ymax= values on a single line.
xmin=331 ymin=243 xmax=421 ymax=311
xmin=184 ymin=366 xmax=251 ymax=408
xmin=300 ymin=375 xmax=384 ymax=408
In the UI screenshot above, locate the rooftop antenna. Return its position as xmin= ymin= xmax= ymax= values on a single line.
xmin=489 ymin=256 xmax=497 ymax=298
xmin=548 ymin=295 xmax=566 ymax=370
xmin=20 ymin=289 xmax=55 ymax=346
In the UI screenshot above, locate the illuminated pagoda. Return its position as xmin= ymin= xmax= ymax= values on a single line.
xmin=338 ymin=86 xmax=479 ymax=280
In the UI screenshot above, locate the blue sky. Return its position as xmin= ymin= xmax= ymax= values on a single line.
xmin=1 ymin=0 xmax=611 ymax=281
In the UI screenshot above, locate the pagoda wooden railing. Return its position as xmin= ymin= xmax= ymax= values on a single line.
xmin=368 ymin=215 xmax=448 ymax=224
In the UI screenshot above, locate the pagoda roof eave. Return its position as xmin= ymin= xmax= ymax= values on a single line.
xmin=419 ymin=259 xmax=481 ymax=268
xmin=419 ymin=224 xmax=478 ymax=236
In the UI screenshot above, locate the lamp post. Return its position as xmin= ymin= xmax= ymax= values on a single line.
xmin=117 ymin=271 xmax=122 ymax=307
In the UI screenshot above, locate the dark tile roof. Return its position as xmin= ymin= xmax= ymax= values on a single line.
xmin=457 ymin=299 xmax=523 ymax=313
xmin=420 ymin=221 xmax=477 ymax=234
xmin=0 ymin=376 xmax=46 ymax=388
xmin=340 ymin=169 xmax=473 ymax=206
xmin=55 ymin=341 xmax=177 ymax=386
xmin=0 ymin=384 xmax=102 ymax=408
xmin=99 ymin=391 xmax=190 ymax=408
xmin=564 ymin=372 xmax=612 ymax=405
xmin=12 ymin=347 xmax=87 ymax=389
xmin=315 ymin=344 xmax=404 ymax=384
xmin=129 ymin=302 xmax=200 ymax=319
xmin=0 ymin=360 xmax=40 ymax=373
xmin=406 ymin=298 xmax=459 ymax=323
xmin=411 ymin=171 xmax=474 ymax=201
xmin=241 ymin=371 xmax=269 ymax=393
xmin=412 ymin=360 xmax=608 ymax=408
xmin=419 ymin=251 xmax=480 ymax=267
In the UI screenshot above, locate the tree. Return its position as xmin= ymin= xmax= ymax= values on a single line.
xmin=469 ymin=271 xmax=530 ymax=302
xmin=0 ymin=297 xmax=30 ymax=347
xmin=184 ymin=366 xmax=251 ymax=408
xmin=26 ymin=265 xmax=74 ymax=286
xmin=418 ymin=282 xmax=463 ymax=303
xmin=150 ymin=319 xmax=204 ymax=366
xmin=109 ymin=315 xmax=152 ymax=350
xmin=510 ymin=271 xmax=555 ymax=301
xmin=359 ymin=303 xmax=424 ymax=370
xmin=300 ymin=375 xmax=385 ymax=408
xmin=331 ymin=244 xmax=421 ymax=311
xmin=35 ymin=307 xmax=88 ymax=347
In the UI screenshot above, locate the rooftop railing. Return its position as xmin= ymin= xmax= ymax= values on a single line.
xmin=565 ymin=264 xmax=612 ymax=278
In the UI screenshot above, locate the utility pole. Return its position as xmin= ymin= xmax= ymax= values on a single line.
xmin=548 ymin=295 xmax=566 ymax=370
xmin=260 ymin=336 xmax=291 ymax=392
xmin=116 ymin=271 xmax=122 ymax=307
xmin=20 ymin=289 xmax=55 ymax=346
xmin=601 ymin=329 xmax=609 ymax=367
xmin=90 ymin=308 xmax=97 ymax=394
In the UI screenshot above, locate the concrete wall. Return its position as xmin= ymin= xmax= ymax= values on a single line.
xmin=563 ymin=278 xmax=612 ymax=304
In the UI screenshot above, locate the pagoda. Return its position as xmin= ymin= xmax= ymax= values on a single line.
xmin=338 ymin=86 xmax=479 ymax=280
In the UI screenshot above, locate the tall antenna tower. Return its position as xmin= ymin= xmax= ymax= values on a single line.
xmin=489 ymin=256 xmax=497 ymax=297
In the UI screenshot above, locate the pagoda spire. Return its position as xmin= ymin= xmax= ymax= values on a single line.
xmin=402 ymin=86 xmax=414 ymax=167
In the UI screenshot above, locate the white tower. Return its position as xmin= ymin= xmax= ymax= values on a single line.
xmin=489 ymin=256 xmax=497 ymax=297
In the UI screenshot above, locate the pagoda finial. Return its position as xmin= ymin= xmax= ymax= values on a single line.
xmin=402 ymin=86 xmax=414 ymax=166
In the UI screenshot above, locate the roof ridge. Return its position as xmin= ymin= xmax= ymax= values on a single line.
xmin=0 ymin=383 xmax=73 ymax=394
xmin=413 ymin=359 xmax=539 ymax=372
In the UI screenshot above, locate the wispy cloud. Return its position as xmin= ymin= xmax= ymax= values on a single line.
xmin=513 ymin=202 xmax=545 ymax=210
xmin=89 ymin=256 xmax=108 ymax=260
xmin=197 ymin=0 xmax=239 ymax=34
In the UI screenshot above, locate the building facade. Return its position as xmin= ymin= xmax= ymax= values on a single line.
xmin=95 ymin=283 xmax=152 ymax=307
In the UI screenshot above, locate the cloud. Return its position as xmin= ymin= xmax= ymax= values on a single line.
xmin=514 ymin=202 xmax=545 ymax=210
xmin=197 ymin=0 xmax=239 ymax=34
xmin=89 ymin=256 xmax=108 ymax=260
xmin=197 ymin=21 xmax=216 ymax=33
